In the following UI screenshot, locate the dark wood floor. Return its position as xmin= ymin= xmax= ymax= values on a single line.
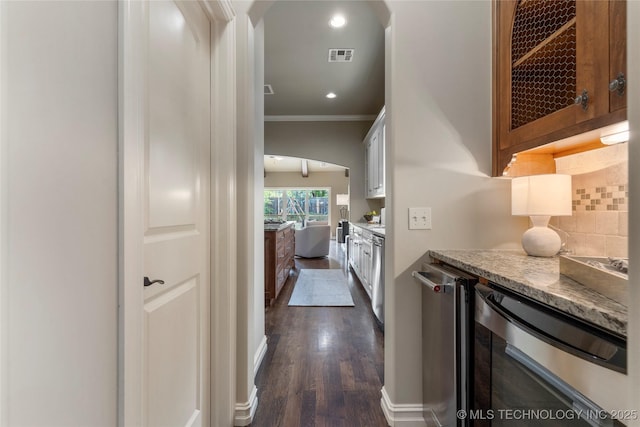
xmin=251 ymin=241 xmax=387 ymax=427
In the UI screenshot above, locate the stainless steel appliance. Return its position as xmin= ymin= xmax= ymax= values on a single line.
xmin=371 ymin=234 xmax=384 ymax=328
xmin=337 ymin=220 xmax=349 ymax=244
xmin=473 ymin=283 xmax=627 ymax=427
xmin=413 ymin=264 xmax=478 ymax=427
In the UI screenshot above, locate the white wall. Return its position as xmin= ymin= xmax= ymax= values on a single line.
xmin=0 ymin=1 xmax=118 ymax=425
xmin=265 ymin=121 xmax=384 ymax=224
xmin=627 ymin=1 xmax=640 ymax=424
xmin=265 ymin=170 xmax=349 ymax=236
xmin=384 ymin=0 xmax=525 ymax=411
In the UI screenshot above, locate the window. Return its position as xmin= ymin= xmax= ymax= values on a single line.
xmin=264 ymin=188 xmax=330 ymax=224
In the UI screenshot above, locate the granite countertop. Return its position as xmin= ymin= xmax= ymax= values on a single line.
xmin=350 ymin=222 xmax=385 ymax=237
xmin=264 ymin=221 xmax=295 ymax=232
xmin=429 ymin=249 xmax=628 ymax=337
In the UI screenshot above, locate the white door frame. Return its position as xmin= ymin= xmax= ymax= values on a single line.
xmin=0 ymin=5 xmax=7 ymax=425
xmin=118 ymin=1 xmax=237 ymax=425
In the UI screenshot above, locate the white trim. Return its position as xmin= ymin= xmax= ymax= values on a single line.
xmin=264 ymin=114 xmax=377 ymax=122
xmin=118 ymin=1 xmax=147 ymax=425
xmin=200 ymin=0 xmax=235 ymax=22
xmin=234 ymin=386 xmax=258 ymax=427
xmin=0 ymin=3 xmax=7 ymax=424
xmin=253 ymin=335 xmax=268 ymax=378
xmin=380 ymin=387 xmax=427 ymax=427
xmin=363 ymin=106 xmax=386 ymax=143
xmin=209 ymin=9 xmax=238 ymax=427
xmin=422 ymin=409 xmax=443 ymax=427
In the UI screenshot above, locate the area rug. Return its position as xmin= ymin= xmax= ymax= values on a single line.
xmin=288 ymin=269 xmax=355 ymax=307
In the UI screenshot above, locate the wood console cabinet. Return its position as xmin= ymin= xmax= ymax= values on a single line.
xmin=264 ymin=223 xmax=295 ymax=306
xmin=493 ymin=0 xmax=627 ymax=175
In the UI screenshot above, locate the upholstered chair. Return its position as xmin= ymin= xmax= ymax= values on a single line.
xmin=294 ymin=224 xmax=330 ymax=258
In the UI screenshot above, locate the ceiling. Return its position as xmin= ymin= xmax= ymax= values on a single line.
xmin=264 ymin=155 xmax=347 ymax=173
xmin=263 ymin=1 xmax=385 ymax=119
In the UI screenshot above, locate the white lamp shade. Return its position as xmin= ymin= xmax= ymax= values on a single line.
xmin=511 ymin=174 xmax=572 ymax=217
xmin=336 ymin=194 xmax=349 ymax=206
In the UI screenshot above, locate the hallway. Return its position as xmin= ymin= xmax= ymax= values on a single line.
xmin=251 ymin=242 xmax=387 ymax=427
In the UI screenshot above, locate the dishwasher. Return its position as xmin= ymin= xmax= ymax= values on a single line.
xmin=412 ymin=264 xmax=477 ymax=427
xmin=472 ymin=282 xmax=627 ymax=426
xmin=371 ymin=234 xmax=385 ymax=328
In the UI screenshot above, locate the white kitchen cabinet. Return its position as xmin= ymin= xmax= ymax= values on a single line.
xmin=360 ymin=235 xmax=373 ymax=297
xmin=348 ymin=227 xmax=363 ymax=280
xmin=364 ymin=107 xmax=385 ymax=199
xmin=348 ymin=226 xmax=373 ymax=298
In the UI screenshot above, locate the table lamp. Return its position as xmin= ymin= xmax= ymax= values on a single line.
xmin=511 ymin=174 xmax=572 ymax=257
xmin=336 ymin=194 xmax=349 ymax=220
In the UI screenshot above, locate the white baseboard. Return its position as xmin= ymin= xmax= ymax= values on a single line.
xmin=234 ymin=386 xmax=258 ymax=426
xmin=234 ymin=337 xmax=266 ymax=426
xmin=423 ymin=408 xmax=443 ymax=427
xmin=253 ymin=335 xmax=268 ymax=378
xmin=380 ymin=386 xmax=427 ymax=427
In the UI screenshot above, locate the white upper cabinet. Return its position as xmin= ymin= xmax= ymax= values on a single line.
xmin=364 ymin=107 xmax=385 ymax=199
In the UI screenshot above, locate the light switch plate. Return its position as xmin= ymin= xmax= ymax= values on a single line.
xmin=409 ymin=207 xmax=432 ymax=230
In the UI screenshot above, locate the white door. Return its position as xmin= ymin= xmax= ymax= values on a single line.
xmin=143 ymin=2 xmax=210 ymax=426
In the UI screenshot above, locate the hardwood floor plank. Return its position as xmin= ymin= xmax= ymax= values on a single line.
xmin=299 ymin=390 xmax=316 ymax=427
xmin=251 ymin=241 xmax=387 ymax=427
xmin=338 ymin=360 xmax=355 ymax=391
xmin=315 ymin=416 xmax=346 ymax=427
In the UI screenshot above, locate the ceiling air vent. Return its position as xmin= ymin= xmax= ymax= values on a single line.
xmin=264 ymin=84 xmax=274 ymax=95
xmin=328 ymin=48 xmax=354 ymax=63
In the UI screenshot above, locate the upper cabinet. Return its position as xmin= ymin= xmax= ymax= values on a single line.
xmin=493 ymin=0 xmax=627 ymax=176
xmin=365 ymin=107 xmax=385 ymax=199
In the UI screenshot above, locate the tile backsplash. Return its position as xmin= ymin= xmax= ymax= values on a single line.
xmin=550 ymin=143 xmax=628 ymax=258
xmin=572 ymin=185 xmax=628 ymax=212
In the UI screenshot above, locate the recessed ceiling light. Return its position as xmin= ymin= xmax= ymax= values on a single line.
xmin=326 ymin=92 xmax=337 ymax=99
xmin=329 ymin=14 xmax=346 ymax=28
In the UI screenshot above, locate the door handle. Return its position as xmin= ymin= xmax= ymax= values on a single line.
xmin=609 ymin=73 xmax=626 ymax=96
xmin=574 ymin=89 xmax=589 ymax=111
xmin=144 ymin=276 xmax=165 ymax=287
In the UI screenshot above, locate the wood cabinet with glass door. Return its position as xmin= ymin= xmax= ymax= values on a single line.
xmin=493 ymin=0 xmax=627 ymax=176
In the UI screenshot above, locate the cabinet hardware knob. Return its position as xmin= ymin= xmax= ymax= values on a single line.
xmin=144 ymin=277 xmax=165 ymax=287
xmin=609 ymin=73 xmax=626 ymax=96
xmin=574 ymin=89 xmax=589 ymax=111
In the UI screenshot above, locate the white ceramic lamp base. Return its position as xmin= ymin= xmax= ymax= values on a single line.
xmin=521 ymin=216 xmax=561 ymax=257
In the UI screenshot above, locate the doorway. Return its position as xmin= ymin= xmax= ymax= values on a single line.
xmin=250 ymin=1 xmax=388 ymax=424
xmin=118 ymin=1 xmax=237 ymax=425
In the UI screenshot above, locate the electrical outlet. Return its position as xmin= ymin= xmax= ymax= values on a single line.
xmin=409 ymin=207 xmax=432 ymax=230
